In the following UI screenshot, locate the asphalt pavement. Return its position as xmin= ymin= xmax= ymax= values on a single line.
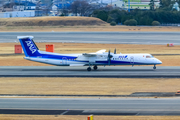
xmin=0 ymin=98 xmax=180 ymax=115
xmin=1 ymin=32 xmax=180 ymax=44
xmin=1 ymin=32 xmax=180 ymax=116
xmin=0 ymin=66 xmax=180 ymax=78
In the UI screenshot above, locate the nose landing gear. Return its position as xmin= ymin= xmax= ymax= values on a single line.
xmin=93 ymin=65 xmax=98 ymax=70
xmin=153 ymin=65 xmax=156 ymax=70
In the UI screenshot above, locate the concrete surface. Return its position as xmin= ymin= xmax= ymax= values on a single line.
xmin=0 ymin=98 xmax=180 ymax=115
xmin=1 ymin=66 xmax=180 ymax=78
xmin=1 ymin=32 xmax=180 ymax=44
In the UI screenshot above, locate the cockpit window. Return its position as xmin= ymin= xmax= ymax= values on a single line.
xmin=146 ymin=56 xmax=151 ymax=58
xmin=146 ymin=55 xmax=154 ymax=58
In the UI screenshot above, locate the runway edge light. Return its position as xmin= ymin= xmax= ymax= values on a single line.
xmin=87 ymin=115 xmax=93 ymax=120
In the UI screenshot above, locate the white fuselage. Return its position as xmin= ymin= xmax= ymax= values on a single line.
xmin=24 ymin=51 xmax=162 ymax=66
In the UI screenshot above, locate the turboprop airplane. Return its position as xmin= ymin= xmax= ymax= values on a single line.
xmin=18 ymin=36 xmax=162 ymax=71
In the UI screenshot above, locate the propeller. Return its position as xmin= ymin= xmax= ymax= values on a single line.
xmin=108 ymin=50 xmax=113 ymax=65
xmin=114 ymin=48 xmax=116 ymax=54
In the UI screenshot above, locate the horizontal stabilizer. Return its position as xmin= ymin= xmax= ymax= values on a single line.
xmin=17 ymin=36 xmax=34 ymax=39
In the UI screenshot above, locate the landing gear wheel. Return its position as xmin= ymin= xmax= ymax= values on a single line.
xmin=93 ymin=65 xmax=98 ymax=70
xmin=87 ymin=67 xmax=91 ymax=71
xmin=153 ymin=65 xmax=156 ymax=70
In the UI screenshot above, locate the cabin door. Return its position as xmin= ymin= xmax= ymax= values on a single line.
xmin=130 ymin=56 xmax=134 ymax=64
xmin=62 ymin=57 xmax=68 ymax=64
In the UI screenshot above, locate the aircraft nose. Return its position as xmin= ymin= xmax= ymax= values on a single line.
xmin=156 ymin=59 xmax=162 ymax=64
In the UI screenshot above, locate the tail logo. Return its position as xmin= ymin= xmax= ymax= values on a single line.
xmin=25 ymin=41 xmax=36 ymax=54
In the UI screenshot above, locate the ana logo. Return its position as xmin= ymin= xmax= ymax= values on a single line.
xmin=119 ymin=55 xmax=128 ymax=58
xmin=25 ymin=41 xmax=36 ymax=54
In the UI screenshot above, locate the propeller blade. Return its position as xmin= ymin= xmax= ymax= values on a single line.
xmin=108 ymin=49 xmax=112 ymax=65
xmin=114 ymin=48 xmax=116 ymax=54
xmin=107 ymin=50 xmax=110 ymax=65
xmin=108 ymin=50 xmax=113 ymax=57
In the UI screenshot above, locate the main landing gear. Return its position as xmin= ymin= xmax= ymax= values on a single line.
xmin=87 ymin=67 xmax=91 ymax=71
xmin=93 ymin=65 xmax=98 ymax=70
xmin=153 ymin=65 xmax=156 ymax=70
xmin=87 ymin=65 xmax=98 ymax=71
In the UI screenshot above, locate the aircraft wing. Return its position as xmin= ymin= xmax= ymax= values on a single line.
xmin=82 ymin=49 xmax=106 ymax=57
xmin=96 ymin=49 xmax=106 ymax=53
xmin=82 ymin=53 xmax=97 ymax=57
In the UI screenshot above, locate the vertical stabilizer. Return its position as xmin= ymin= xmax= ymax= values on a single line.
xmin=18 ymin=36 xmax=41 ymax=57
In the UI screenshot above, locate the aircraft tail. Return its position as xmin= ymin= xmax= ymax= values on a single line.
xmin=18 ymin=36 xmax=41 ymax=57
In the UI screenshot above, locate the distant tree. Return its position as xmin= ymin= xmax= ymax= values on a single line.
xmin=110 ymin=21 xmax=116 ymax=26
xmin=43 ymin=1 xmax=53 ymax=16
xmin=96 ymin=10 xmax=108 ymax=21
xmin=92 ymin=10 xmax=108 ymax=21
xmin=124 ymin=19 xmax=137 ymax=26
xmin=158 ymin=0 xmax=176 ymax=10
xmin=108 ymin=9 xmax=123 ymax=23
xmin=62 ymin=9 xmax=69 ymax=16
xmin=99 ymin=5 xmax=113 ymax=11
xmin=162 ymin=0 xmax=172 ymax=7
xmin=177 ymin=0 xmax=180 ymax=7
xmin=3 ymin=2 xmax=16 ymax=8
xmin=92 ymin=3 xmax=180 ymax=25
xmin=159 ymin=0 xmax=163 ymax=8
xmin=71 ymin=0 xmax=91 ymax=16
xmin=42 ymin=0 xmax=52 ymax=6
xmin=152 ymin=21 xmax=160 ymax=26
xmin=71 ymin=0 xmax=79 ymax=16
xmin=107 ymin=16 xmax=114 ymax=23
xmin=149 ymin=0 xmax=155 ymax=10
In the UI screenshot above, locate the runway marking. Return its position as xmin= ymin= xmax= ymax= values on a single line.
xmin=60 ymin=111 xmax=68 ymax=115
xmin=136 ymin=112 xmax=140 ymax=115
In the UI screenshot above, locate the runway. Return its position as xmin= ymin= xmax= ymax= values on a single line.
xmin=1 ymin=32 xmax=180 ymax=116
xmin=1 ymin=66 xmax=180 ymax=78
xmin=0 ymin=98 xmax=180 ymax=115
xmin=1 ymin=32 xmax=180 ymax=44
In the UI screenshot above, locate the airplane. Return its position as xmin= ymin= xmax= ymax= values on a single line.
xmin=18 ymin=36 xmax=162 ymax=71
